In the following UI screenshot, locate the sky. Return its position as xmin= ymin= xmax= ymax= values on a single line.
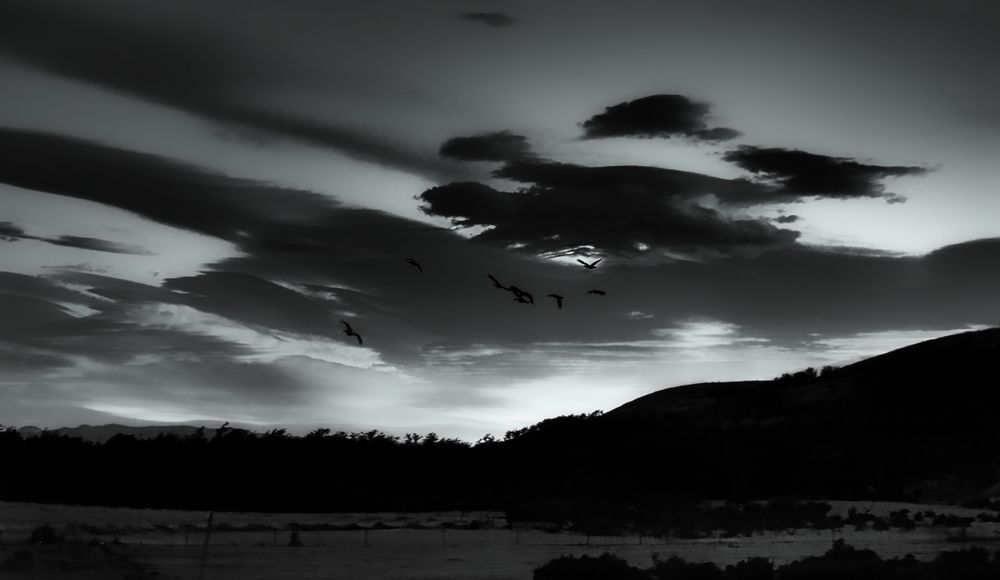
xmin=1 ymin=0 xmax=998 ymax=440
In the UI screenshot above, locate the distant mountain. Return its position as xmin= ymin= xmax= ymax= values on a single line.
xmin=506 ymin=327 xmax=1000 ymax=503
xmin=612 ymin=326 xmax=1000 ymax=428
xmin=17 ymin=423 xmax=219 ymax=443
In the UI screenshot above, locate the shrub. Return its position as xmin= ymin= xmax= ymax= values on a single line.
xmin=534 ymin=553 xmax=646 ymax=580
xmin=649 ymin=555 xmax=724 ymax=580
xmin=28 ymin=524 xmax=59 ymax=545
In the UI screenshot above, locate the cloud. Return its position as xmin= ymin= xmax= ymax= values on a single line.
xmin=0 ymin=221 xmax=26 ymax=241
xmin=1 ymin=221 xmax=152 ymax=254
xmin=774 ymin=214 xmax=801 ymax=224
xmin=722 ymin=146 xmax=928 ymax=201
xmin=0 ymin=128 xmax=337 ymax=243
xmin=419 ymin=161 xmax=798 ymax=259
xmin=581 ymin=94 xmax=740 ymax=142
xmin=0 ymin=272 xmax=109 ymax=310
xmin=439 ymin=131 xmax=535 ymax=162
xmin=458 ymin=12 xmax=515 ymax=28
xmin=0 ymin=2 xmax=461 ymax=182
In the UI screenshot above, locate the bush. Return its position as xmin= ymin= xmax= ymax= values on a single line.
xmin=534 ymin=553 xmax=646 ymax=580
xmin=725 ymin=557 xmax=774 ymax=580
xmin=28 ymin=524 xmax=59 ymax=544
xmin=650 ymin=556 xmax=724 ymax=580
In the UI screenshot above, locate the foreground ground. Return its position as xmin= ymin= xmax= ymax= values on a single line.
xmin=2 ymin=500 xmax=998 ymax=579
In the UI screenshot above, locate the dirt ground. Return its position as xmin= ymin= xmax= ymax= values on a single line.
xmin=2 ymin=500 xmax=999 ymax=580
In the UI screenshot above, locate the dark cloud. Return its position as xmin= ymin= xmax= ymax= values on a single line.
xmin=0 ymin=128 xmax=335 ymax=242
xmin=0 ymin=2 xmax=463 ymax=182
xmin=581 ymin=94 xmax=741 ymax=142
xmin=0 ymin=221 xmax=28 ymax=241
xmin=0 ymin=293 xmax=75 ymax=334
xmin=775 ymin=214 xmax=801 ymax=224
xmin=723 ymin=146 xmax=928 ymax=201
xmin=439 ymin=131 xmax=535 ymax=162
xmin=419 ymin=161 xmax=799 ymax=259
xmin=0 ymin=272 xmax=105 ymax=309
xmin=494 ymin=160 xmax=757 ymax=198
xmin=458 ymin=12 xmax=515 ymax=28
xmin=163 ymin=271 xmax=342 ymax=338
xmin=1 ymin=221 xmax=151 ymax=254
xmin=0 ymin=128 xmax=568 ymax=363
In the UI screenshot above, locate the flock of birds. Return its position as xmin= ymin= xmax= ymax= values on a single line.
xmin=340 ymin=257 xmax=607 ymax=346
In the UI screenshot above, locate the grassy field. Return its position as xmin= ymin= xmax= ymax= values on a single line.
xmin=2 ymin=500 xmax=999 ymax=579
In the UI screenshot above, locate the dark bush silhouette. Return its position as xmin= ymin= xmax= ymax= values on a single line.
xmin=725 ymin=557 xmax=774 ymax=580
xmin=649 ymin=555 xmax=724 ymax=580
xmin=534 ymin=553 xmax=646 ymax=580
xmin=534 ymin=543 xmax=1000 ymax=580
xmin=28 ymin=524 xmax=59 ymax=544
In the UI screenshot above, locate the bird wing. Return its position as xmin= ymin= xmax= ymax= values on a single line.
xmin=341 ymin=320 xmax=352 ymax=331
xmin=593 ymin=257 xmax=604 ymax=266
xmin=356 ymin=334 xmax=363 ymax=345
xmin=576 ymin=259 xmax=589 ymax=266
xmin=488 ymin=274 xmax=502 ymax=287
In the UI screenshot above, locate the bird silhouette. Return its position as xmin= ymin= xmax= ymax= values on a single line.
xmin=547 ymin=293 xmax=564 ymax=309
xmin=404 ymin=257 xmax=423 ymax=274
xmin=509 ymin=285 xmax=534 ymax=304
xmin=577 ymin=257 xmax=604 ymax=270
xmin=341 ymin=320 xmax=363 ymax=345
xmin=512 ymin=292 xmax=532 ymax=304
xmin=487 ymin=274 xmax=509 ymax=290
xmin=586 ymin=289 xmax=607 ymax=296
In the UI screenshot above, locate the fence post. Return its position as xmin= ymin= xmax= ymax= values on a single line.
xmin=197 ymin=512 xmax=214 ymax=580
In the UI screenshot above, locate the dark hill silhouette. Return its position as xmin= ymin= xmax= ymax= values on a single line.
xmin=612 ymin=327 xmax=1000 ymax=429
xmin=3 ymin=328 xmax=1000 ymax=514
xmin=504 ymin=327 xmax=1000 ymax=505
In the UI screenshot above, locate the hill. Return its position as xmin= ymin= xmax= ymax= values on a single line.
xmin=502 ymin=327 xmax=1000 ymax=504
xmin=2 ymin=328 xmax=999 ymax=514
xmin=612 ymin=327 xmax=1000 ymax=430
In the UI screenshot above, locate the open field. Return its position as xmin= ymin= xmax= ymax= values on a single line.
xmin=3 ymin=501 xmax=1000 ymax=579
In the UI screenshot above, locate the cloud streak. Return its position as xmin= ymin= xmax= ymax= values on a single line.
xmin=723 ymin=146 xmax=928 ymax=202
xmin=1 ymin=222 xmax=152 ymax=255
xmin=581 ymin=94 xmax=740 ymax=142
xmin=439 ymin=131 xmax=535 ymax=162
xmin=0 ymin=1 xmax=462 ymax=182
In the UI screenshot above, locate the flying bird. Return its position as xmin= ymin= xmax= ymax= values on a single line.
xmin=577 ymin=257 xmax=604 ymax=270
xmin=341 ymin=320 xmax=363 ymax=345
xmin=487 ymin=274 xmax=509 ymax=290
xmin=586 ymin=289 xmax=607 ymax=296
xmin=547 ymin=293 xmax=564 ymax=309
xmin=509 ymin=286 xmax=534 ymax=304
xmin=512 ymin=292 xmax=533 ymax=304
xmin=404 ymin=257 xmax=423 ymax=274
